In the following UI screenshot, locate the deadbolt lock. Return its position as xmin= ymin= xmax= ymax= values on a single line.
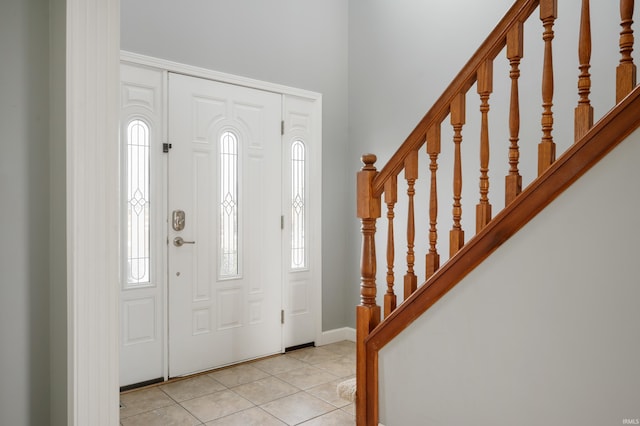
xmin=172 ymin=210 xmax=186 ymax=231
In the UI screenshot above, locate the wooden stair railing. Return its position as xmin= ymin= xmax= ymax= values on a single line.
xmin=355 ymin=0 xmax=638 ymax=425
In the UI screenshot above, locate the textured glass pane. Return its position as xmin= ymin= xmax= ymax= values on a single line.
xmin=220 ymin=131 xmax=239 ymax=277
xmin=291 ymin=140 xmax=306 ymax=269
xmin=127 ymin=120 xmax=150 ymax=284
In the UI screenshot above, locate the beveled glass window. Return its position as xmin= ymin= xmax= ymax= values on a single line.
xmin=220 ymin=131 xmax=239 ymax=277
xmin=291 ymin=140 xmax=306 ymax=269
xmin=127 ymin=119 xmax=151 ymax=284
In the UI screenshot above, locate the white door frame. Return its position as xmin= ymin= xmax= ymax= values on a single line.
xmin=120 ymin=52 xmax=323 ymax=383
xmin=121 ymin=51 xmax=323 ymax=103
xmin=67 ymin=0 xmax=322 ymax=415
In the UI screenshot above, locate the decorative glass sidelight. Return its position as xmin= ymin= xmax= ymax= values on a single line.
xmin=220 ymin=131 xmax=239 ymax=277
xmin=126 ymin=119 xmax=151 ymax=284
xmin=291 ymin=140 xmax=306 ymax=269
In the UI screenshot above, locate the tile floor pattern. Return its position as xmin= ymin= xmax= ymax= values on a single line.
xmin=120 ymin=341 xmax=356 ymax=426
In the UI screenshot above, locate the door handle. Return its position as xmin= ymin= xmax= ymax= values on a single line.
xmin=173 ymin=236 xmax=196 ymax=247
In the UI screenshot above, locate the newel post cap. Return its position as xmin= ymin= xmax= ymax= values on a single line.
xmin=361 ymin=153 xmax=377 ymax=170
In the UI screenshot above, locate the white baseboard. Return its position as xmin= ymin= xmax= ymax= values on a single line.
xmin=317 ymin=327 xmax=356 ymax=346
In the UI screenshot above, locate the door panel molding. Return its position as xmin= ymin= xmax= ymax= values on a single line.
xmin=282 ymin=95 xmax=323 ymax=348
xmin=168 ymin=73 xmax=283 ymax=376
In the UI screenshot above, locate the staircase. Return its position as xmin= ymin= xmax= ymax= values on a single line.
xmin=354 ymin=1 xmax=640 ymax=424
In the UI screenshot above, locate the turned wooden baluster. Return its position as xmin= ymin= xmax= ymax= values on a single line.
xmin=476 ymin=60 xmax=493 ymax=233
xmin=538 ymin=0 xmax=557 ymax=175
xmin=384 ymin=176 xmax=397 ymax=317
xmin=450 ymin=93 xmax=466 ymax=257
xmin=425 ymin=125 xmax=441 ymax=279
xmin=356 ymin=154 xmax=381 ymax=426
xmin=506 ymin=23 xmax=524 ymax=205
xmin=575 ymin=0 xmax=594 ymax=142
xmin=404 ymin=150 xmax=419 ymax=298
xmin=617 ymin=0 xmax=637 ymax=102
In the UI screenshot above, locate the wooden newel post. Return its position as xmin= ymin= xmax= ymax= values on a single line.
xmin=356 ymin=153 xmax=381 ymax=426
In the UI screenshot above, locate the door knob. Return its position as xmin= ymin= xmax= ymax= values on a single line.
xmin=173 ymin=236 xmax=196 ymax=247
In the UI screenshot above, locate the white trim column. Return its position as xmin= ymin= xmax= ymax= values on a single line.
xmin=67 ymin=0 xmax=120 ymax=423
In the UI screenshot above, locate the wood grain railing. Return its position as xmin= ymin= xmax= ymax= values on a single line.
xmin=355 ymin=1 xmax=638 ymax=424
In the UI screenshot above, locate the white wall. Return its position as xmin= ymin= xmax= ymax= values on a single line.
xmin=378 ymin=127 xmax=640 ymax=425
xmin=0 ymin=0 xmax=52 ymax=424
xmin=348 ymin=0 xmax=628 ymax=325
xmin=121 ymin=0 xmax=351 ymax=330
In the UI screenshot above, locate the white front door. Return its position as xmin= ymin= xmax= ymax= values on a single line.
xmin=167 ymin=73 xmax=283 ymax=377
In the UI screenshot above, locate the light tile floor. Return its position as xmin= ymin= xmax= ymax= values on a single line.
xmin=120 ymin=341 xmax=356 ymax=426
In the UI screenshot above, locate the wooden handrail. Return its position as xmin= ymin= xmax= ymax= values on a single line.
xmin=368 ymin=85 xmax=640 ymax=349
xmin=355 ymin=0 xmax=638 ymax=424
xmin=366 ymin=84 xmax=640 ymax=421
xmin=370 ymin=0 xmax=540 ymax=197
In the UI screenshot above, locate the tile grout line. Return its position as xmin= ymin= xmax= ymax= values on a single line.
xmin=120 ymin=341 xmax=356 ymax=424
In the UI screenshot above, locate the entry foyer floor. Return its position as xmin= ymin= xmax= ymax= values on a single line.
xmin=120 ymin=340 xmax=355 ymax=425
